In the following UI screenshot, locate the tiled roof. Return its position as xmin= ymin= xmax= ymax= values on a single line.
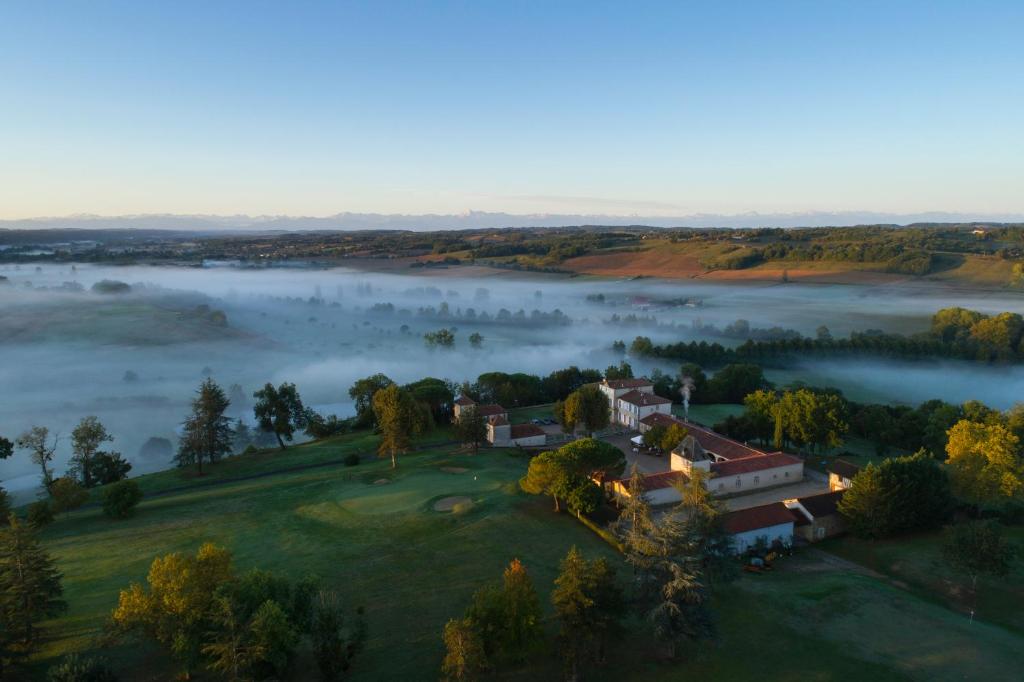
xmin=722 ymin=502 xmax=796 ymax=534
xmin=613 ymin=470 xmax=687 ymax=492
xmin=510 ymin=424 xmax=545 ymax=439
xmin=618 ymin=390 xmax=672 ymax=407
xmin=711 ymin=452 xmax=802 ymax=477
xmin=685 ymin=423 xmax=776 ymax=461
xmin=603 ymin=378 xmax=654 ymax=390
xmin=454 ymin=396 xmax=476 ymax=406
xmin=797 ymin=490 xmax=845 ymax=518
xmin=828 ymin=460 xmax=860 ymax=480
xmin=640 ymin=413 xmax=681 ymax=429
xmin=475 ymin=404 xmax=507 ymax=417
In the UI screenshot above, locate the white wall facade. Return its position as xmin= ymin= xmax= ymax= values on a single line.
xmin=709 ymin=461 xmax=803 ymax=497
xmin=731 ymin=522 xmax=794 ymax=554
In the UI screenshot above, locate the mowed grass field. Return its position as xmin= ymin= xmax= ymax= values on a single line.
xmin=27 ymin=431 xmax=1023 ymax=680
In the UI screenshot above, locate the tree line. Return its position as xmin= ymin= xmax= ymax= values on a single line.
xmin=628 ymin=306 xmax=1024 ymax=365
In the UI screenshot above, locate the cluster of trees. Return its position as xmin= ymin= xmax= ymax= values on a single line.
xmin=714 ymin=388 xmax=849 ymax=454
xmin=112 ymin=543 xmax=365 ymax=681
xmin=629 ymin=307 xmax=1024 ymax=366
xmin=441 ymin=551 xmax=622 ymax=682
xmin=945 ymin=414 xmax=1024 ymax=512
xmin=520 ymin=440 xmax=625 ymax=516
xmin=838 ymin=453 xmax=954 ymax=538
xmin=611 ymin=467 xmax=734 ymax=660
xmin=461 ymin=366 xmax=603 ymax=409
xmin=641 ymin=423 xmax=689 ymax=453
xmin=0 ymin=417 xmax=138 ymax=528
xmin=553 ymin=386 xmax=609 ymax=437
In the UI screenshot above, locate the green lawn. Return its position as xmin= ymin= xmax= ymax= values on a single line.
xmin=508 ymin=403 xmax=555 ymax=424
xmin=671 ymin=402 xmax=745 ymax=427
xmin=28 ymin=430 xmax=1023 ymax=680
xmin=823 ymin=528 xmax=1024 ymax=635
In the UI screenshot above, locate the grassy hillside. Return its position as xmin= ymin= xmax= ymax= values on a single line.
xmin=28 ymin=431 xmax=1022 ymax=680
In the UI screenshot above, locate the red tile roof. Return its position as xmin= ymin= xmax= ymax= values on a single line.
xmin=685 ymin=423 xmax=776 ymax=461
xmin=510 ymin=424 xmax=545 ymax=439
xmin=475 ymin=404 xmax=507 ymax=417
xmin=711 ymin=452 xmax=802 ymax=477
xmin=722 ymin=502 xmax=796 ymax=534
xmin=618 ymin=390 xmax=672 ymax=407
xmin=611 ymin=470 xmax=687 ymax=492
xmin=454 ymin=396 xmax=476 ymax=406
xmin=640 ymin=413 xmax=681 ymax=429
xmin=604 ymin=378 xmax=654 ymax=390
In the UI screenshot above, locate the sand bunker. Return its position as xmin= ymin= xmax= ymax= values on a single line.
xmin=441 ymin=467 xmax=469 ymax=474
xmin=433 ymin=496 xmax=472 ymax=512
xmin=373 ymin=478 xmax=391 ymax=486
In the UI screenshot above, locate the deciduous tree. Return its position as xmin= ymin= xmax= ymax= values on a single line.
xmin=942 ymin=520 xmax=1016 ymax=621
xmin=945 ymin=419 xmax=1024 ymax=508
xmin=69 ymin=416 xmax=112 ymax=488
xmin=16 ymin=426 xmax=58 ymax=490
xmin=348 ymin=374 xmax=393 ymax=428
xmin=454 ymin=406 xmax=487 ymax=454
xmin=48 ymin=478 xmax=88 ymax=519
xmin=441 ymin=618 xmax=487 ymax=682
xmin=561 ymin=385 xmax=610 ymax=436
xmin=372 ymin=384 xmax=427 ymax=468
xmin=253 ymin=382 xmax=306 ymax=449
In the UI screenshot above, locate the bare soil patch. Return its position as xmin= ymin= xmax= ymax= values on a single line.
xmin=373 ymin=478 xmax=391 ymax=486
xmin=441 ymin=467 xmax=469 ymax=474
xmin=433 ymin=495 xmax=472 ymax=512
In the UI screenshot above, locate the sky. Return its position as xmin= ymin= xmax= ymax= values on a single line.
xmin=1 ymin=1 xmax=1022 ymax=220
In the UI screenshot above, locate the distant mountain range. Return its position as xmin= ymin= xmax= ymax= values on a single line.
xmin=1 ymin=210 xmax=1021 ymax=232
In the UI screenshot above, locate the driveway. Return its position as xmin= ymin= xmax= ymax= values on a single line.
xmin=602 ymin=433 xmax=671 ymax=475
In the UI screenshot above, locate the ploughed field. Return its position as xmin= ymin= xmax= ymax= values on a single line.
xmin=30 ymin=431 xmax=1023 ymax=680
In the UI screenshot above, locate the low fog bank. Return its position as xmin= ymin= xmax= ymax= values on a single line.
xmin=2 ymin=261 xmax=1021 ymax=499
xmin=777 ymin=360 xmax=1024 ymax=409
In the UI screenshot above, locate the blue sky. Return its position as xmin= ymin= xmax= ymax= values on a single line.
xmin=1 ymin=1 xmax=1022 ymax=219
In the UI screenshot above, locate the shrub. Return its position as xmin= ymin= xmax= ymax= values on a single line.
xmin=343 ymin=453 xmax=360 ymax=467
xmin=102 ymin=480 xmax=143 ymax=519
xmin=47 ymin=654 xmax=118 ymax=682
xmin=243 ymin=444 xmax=259 ymax=455
xmin=27 ymin=500 xmax=54 ymax=528
xmin=452 ymin=501 xmax=474 ymax=515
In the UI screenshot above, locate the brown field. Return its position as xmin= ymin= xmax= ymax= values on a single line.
xmin=562 ymin=248 xmax=910 ymax=285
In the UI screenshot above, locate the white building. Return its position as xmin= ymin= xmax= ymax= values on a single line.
xmin=454 ymin=396 xmax=546 ymax=448
xmin=598 ymin=378 xmax=657 ymax=425
xmin=722 ymin=502 xmax=796 ymax=554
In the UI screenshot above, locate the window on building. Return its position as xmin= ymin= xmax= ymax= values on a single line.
xmin=753 ymin=476 xmax=760 ymax=484
xmin=718 ymin=483 xmax=724 ymax=491
xmin=735 ymin=478 xmax=741 ymax=488
xmin=784 ymin=472 xmax=789 ymax=477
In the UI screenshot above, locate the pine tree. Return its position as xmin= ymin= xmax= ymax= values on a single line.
xmin=499 ymin=559 xmax=542 ymax=663
xmin=0 ymin=514 xmax=67 ymax=646
xmin=177 ymin=379 xmax=233 ymax=475
xmin=611 ymin=465 xmax=661 ymax=592
xmin=551 ymin=547 xmax=624 ymax=682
